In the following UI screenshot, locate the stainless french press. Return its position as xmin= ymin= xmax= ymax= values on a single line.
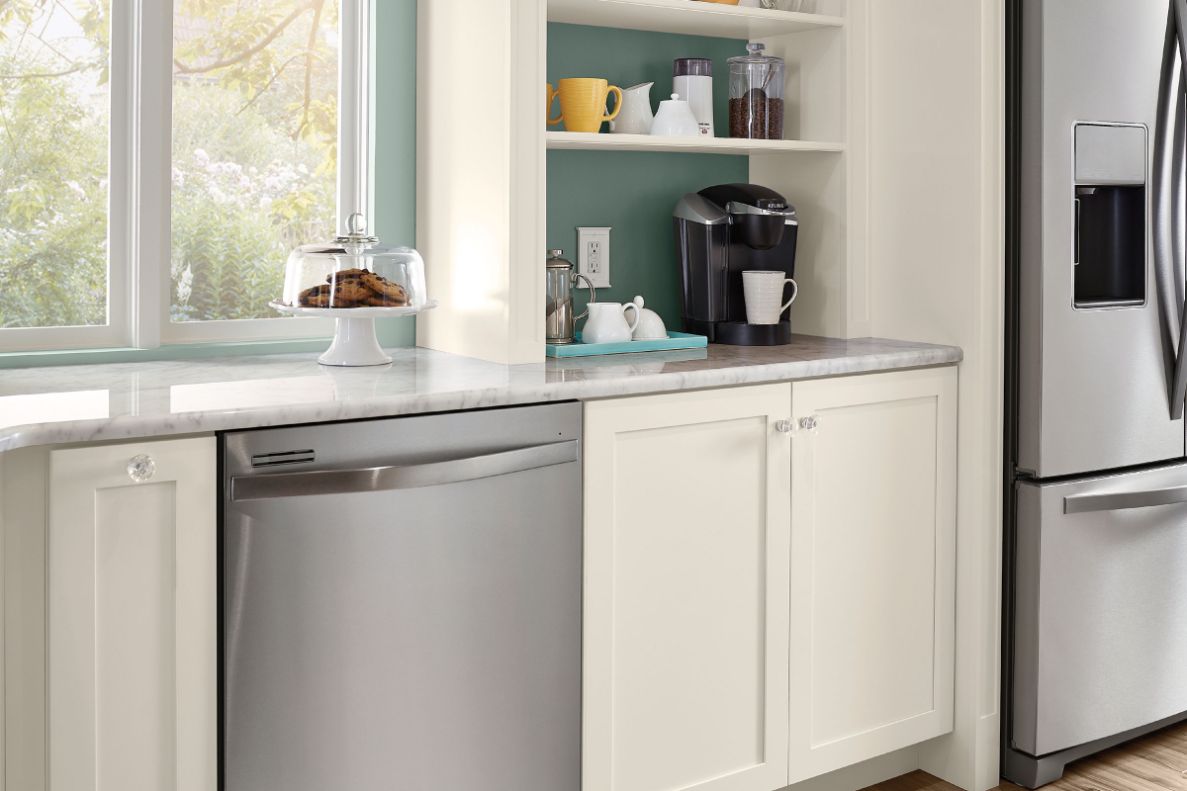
xmin=546 ymin=249 xmax=597 ymax=344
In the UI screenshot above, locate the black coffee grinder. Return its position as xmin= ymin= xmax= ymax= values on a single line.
xmin=673 ymin=183 xmax=799 ymax=345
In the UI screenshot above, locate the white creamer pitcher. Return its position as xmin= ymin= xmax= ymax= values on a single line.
xmin=582 ymin=302 xmax=641 ymax=344
xmin=609 ymin=81 xmax=655 ymax=135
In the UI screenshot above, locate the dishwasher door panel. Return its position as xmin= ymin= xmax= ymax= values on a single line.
xmin=1013 ymin=463 xmax=1187 ymax=757
xmin=222 ymin=406 xmax=581 ymax=791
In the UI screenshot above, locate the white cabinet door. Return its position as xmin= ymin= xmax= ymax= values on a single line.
xmin=584 ymin=384 xmax=792 ymax=791
xmin=48 ymin=437 xmax=216 ymax=791
xmin=788 ymin=367 xmax=957 ymax=783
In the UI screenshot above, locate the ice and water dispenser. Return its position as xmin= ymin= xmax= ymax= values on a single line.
xmin=1072 ymin=123 xmax=1147 ymax=307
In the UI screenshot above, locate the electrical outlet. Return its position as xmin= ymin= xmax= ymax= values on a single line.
xmin=577 ymin=227 xmax=612 ymax=288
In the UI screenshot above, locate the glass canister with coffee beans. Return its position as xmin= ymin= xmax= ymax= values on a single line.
xmin=727 ymin=42 xmax=785 ymax=140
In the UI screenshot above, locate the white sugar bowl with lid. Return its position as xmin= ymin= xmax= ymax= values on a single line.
xmin=650 ymin=93 xmax=701 ymax=137
xmin=628 ymin=296 xmax=669 ymax=340
xmin=271 ymin=212 xmax=437 ymax=366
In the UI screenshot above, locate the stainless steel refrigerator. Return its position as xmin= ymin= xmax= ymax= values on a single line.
xmin=1005 ymin=0 xmax=1187 ymax=786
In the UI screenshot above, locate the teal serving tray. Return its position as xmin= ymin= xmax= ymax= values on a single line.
xmin=546 ymin=331 xmax=708 ymax=358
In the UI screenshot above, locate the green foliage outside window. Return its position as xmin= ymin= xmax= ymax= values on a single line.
xmin=0 ymin=0 xmax=339 ymax=330
xmin=0 ymin=0 xmax=110 ymax=328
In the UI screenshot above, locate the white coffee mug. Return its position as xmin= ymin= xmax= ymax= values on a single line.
xmin=742 ymin=270 xmax=799 ymax=325
xmin=582 ymin=301 xmax=641 ymax=344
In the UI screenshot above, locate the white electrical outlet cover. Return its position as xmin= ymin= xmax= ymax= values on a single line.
xmin=577 ymin=226 xmax=612 ymax=288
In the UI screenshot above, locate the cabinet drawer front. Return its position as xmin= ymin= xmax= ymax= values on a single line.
xmin=584 ymin=385 xmax=791 ymax=791
xmin=789 ymin=367 xmax=957 ymax=782
xmin=48 ymin=438 xmax=216 ymax=791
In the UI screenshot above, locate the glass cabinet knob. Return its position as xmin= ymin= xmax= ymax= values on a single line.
xmin=799 ymin=416 xmax=820 ymax=432
xmin=127 ymin=454 xmax=156 ymax=483
xmin=775 ymin=419 xmax=794 ymax=434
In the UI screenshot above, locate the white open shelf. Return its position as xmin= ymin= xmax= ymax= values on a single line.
xmin=547 ymin=0 xmax=844 ymax=39
xmin=546 ymin=131 xmax=844 ymax=155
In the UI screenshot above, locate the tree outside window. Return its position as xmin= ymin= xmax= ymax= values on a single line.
xmin=171 ymin=0 xmax=339 ymax=323
xmin=0 ymin=0 xmax=341 ymax=331
xmin=0 ymin=0 xmax=111 ymax=329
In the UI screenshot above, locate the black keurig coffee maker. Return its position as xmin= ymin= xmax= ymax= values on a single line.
xmin=674 ymin=183 xmax=798 ymax=345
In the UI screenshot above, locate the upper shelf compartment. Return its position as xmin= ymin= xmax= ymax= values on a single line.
xmin=547 ymin=0 xmax=845 ymax=39
xmin=547 ymin=131 xmax=844 ymax=155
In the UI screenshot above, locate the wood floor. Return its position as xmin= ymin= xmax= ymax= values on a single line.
xmin=860 ymin=720 xmax=1187 ymax=791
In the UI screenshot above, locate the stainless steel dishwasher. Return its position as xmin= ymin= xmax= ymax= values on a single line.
xmin=221 ymin=402 xmax=581 ymax=791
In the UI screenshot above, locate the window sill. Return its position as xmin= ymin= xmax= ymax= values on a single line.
xmin=0 ymin=322 xmax=414 ymax=370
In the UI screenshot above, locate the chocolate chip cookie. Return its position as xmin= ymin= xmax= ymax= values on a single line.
xmin=327 ymin=267 xmax=369 ymax=283
xmin=363 ymin=291 xmax=409 ymax=307
xmin=331 ymin=280 xmax=373 ymax=307
xmin=298 ymin=283 xmax=331 ymax=307
xmin=360 ymin=272 xmax=409 ymax=305
xmin=299 ymin=268 xmax=410 ymax=308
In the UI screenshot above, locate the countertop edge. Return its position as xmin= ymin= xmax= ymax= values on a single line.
xmin=0 ymin=344 xmax=962 ymax=454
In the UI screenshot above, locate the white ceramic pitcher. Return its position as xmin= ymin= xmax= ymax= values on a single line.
xmin=582 ymin=302 xmax=641 ymax=344
xmin=609 ymin=81 xmax=655 ymax=135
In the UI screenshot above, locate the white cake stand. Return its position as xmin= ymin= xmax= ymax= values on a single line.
xmin=270 ymin=300 xmax=439 ymax=367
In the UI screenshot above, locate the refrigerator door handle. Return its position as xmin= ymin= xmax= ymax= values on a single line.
xmin=1156 ymin=2 xmax=1184 ymax=417
xmin=1063 ymin=484 xmax=1187 ymax=514
xmin=1176 ymin=0 xmax=1187 ymax=69
xmin=1166 ymin=0 xmax=1187 ymax=418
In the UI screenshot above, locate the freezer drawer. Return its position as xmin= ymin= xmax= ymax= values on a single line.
xmin=1013 ymin=463 xmax=1187 ymax=757
xmin=222 ymin=403 xmax=582 ymax=791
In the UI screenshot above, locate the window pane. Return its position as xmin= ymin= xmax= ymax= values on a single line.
xmin=0 ymin=1 xmax=110 ymax=329
xmin=171 ymin=0 xmax=339 ymax=322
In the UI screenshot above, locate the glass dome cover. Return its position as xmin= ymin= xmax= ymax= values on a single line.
xmin=280 ymin=212 xmax=428 ymax=309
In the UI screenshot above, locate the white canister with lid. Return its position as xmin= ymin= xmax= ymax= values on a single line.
xmin=673 ymin=57 xmax=714 ymax=137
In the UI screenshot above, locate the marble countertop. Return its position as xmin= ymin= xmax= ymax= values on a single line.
xmin=0 ymin=336 xmax=961 ymax=452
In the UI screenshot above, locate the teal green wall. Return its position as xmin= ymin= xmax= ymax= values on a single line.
xmin=372 ymin=0 xmax=418 ymax=347
xmin=547 ymin=24 xmax=748 ymax=327
xmin=2 ymin=1 xmax=417 ymax=368
xmin=547 ymin=150 xmax=745 ymax=327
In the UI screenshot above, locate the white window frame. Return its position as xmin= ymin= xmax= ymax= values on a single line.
xmin=0 ymin=0 xmax=371 ymax=353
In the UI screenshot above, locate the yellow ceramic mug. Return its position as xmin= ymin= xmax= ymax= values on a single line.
xmin=557 ymin=78 xmax=622 ymax=134
xmin=546 ymin=82 xmax=562 ymax=126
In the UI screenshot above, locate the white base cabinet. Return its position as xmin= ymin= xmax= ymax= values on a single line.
xmin=788 ymin=367 xmax=957 ymax=783
xmin=584 ymin=384 xmax=793 ymax=791
xmin=47 ymin=437 xmax=217 ymax=791
xmin=582 ymin=367 xmax=958 ymax=791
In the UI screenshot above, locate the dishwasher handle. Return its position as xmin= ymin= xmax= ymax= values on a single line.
xmin=231 ymin=440 xmax=579 ymax=501
xmin=1063 ymin=484 xmax=1187 ymax=514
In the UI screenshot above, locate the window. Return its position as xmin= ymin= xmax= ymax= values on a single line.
xmin=0 ymin=1 xmax=112 ymax=334
xmin=0 ymin=0 xmax=370 ymax=352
